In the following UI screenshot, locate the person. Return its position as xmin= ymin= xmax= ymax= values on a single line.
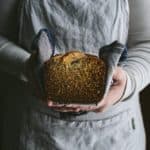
xmin=0 ymin=0 xmax=149 ymax=149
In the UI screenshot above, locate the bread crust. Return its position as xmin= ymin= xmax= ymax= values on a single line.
xmin=44 ymin=50 xmax=107 ymax=104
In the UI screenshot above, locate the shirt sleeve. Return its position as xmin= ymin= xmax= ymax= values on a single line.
xmin=0 ymin=35 xmax=30 ymax=80
xmin=120 ymin=0 xmax=150 ymax=100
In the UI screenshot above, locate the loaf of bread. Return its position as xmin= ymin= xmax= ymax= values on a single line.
xmin=43 ymin=50 xmax=107 ymax=104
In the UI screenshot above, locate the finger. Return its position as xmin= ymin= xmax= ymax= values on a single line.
xmin=47 ymin=101 xmax=54 ymax=106
xmin=93 ymin=104 xmax=111 ymax=113
xmin=112 ymin=67 xmax=126 ymax=85
xmin=50 ymin=104 xmax=99 ymax=112
xmin=52 ymin=104 xmax=80 ymax=108
xmin=47 ymin=100 xmax=82 ymax=108
xmin=48 ymin=101 xmax=65 ymax=107
xmin=52 ymin=107 xmax=81 ymax=112
xmin=64 ymin=104 xmax=98 ymax=111
xmin=48 ymin=102 xmax=98 ymax=111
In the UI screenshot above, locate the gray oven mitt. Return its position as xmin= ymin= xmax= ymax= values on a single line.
xmin=99 ymin=41 xmax=127 ymax=99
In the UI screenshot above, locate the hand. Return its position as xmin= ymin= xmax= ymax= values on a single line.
xmin=93 ymin=66 xmax=127 ymax=112
xmin=48 ymin=67 xmax=127 ymax=113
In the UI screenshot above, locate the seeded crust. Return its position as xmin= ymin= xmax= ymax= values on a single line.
xmin=43 ymin=50 xmax=107 ymax=104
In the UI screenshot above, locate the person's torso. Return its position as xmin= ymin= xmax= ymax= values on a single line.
xmin=18 ymin=0 xmax=129 ymax=56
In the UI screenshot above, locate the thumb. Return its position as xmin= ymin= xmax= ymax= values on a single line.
xmin=112 ymin=67 xmax=126 ymax=86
